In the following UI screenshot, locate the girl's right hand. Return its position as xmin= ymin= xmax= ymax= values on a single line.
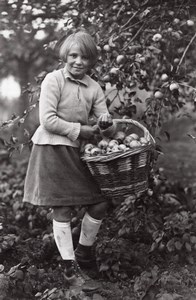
xmin=97 ymin=113 xmax=113 ymax=130
xmin=79 ymin=125 xmax=99 ymax=139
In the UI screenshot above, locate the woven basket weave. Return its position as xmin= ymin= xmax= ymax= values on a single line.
xmin=82 ymin=119 xmax=155 ymax=201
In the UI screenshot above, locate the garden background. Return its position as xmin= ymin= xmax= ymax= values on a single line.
xmin=0 ymin=0 xmax=196 ymax=299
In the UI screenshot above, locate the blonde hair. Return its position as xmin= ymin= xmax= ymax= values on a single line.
xmin=59 ymin=30 xmax=98 ymax=68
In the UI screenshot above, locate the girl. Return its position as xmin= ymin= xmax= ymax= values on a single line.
xmin=23 ymin=30 xmax=115 ymax=292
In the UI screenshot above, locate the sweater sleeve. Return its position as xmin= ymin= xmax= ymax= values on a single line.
xmin=39 ymin=73 xmax=81 ymax=141
xmin=92 ymin=84 xmax=109 ymax=118
xmin=92 ymin=84 xmax=117 ymax=138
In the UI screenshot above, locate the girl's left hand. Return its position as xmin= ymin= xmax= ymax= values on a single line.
xmin=79 ymin=125 xmax=99 ymax=139
xmin=98 ymin=113 xmax=113 ymax=130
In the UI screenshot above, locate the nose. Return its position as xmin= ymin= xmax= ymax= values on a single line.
xmin=75 ymin=56 xmax=82 ymax=64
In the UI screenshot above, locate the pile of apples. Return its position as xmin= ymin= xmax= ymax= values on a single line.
xmin=83 ymin=131 xmax=149 ymax=156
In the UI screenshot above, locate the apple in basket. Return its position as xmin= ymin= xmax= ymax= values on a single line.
xmin=111 ymin=145 xmax=121 ymax=153
xmin=140 ymin=137 xmax=148 ymax=145
xmin=129 ymin=133 xmax=139 ymax=140
xmin=97 ymin=138 xmax=109 ymax=149
xmin=84 ymin=143 xmax=95 ymax=155
xmin=123 ymin=136 xmax=134 ymax=146
xmin=90 ymin=147 xmax=102 ymax=156
xmin=118 ymin=144 xmax=127 ymax=151
xmin=106 ymin=147 xmax=113 ymax=154
xmin=113 ymin=131 xmax=126 ymax=143
xmin=129 ymin=140 xmax=141 ymax=148
xmin=108 ymin=139 xmax=119 ymax=148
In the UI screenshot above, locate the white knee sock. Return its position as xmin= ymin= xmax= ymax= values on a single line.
xmin=79 ymin=212 xmax=102 ymax=246
xmin=53 ymin=219 xmax=75 ymax=260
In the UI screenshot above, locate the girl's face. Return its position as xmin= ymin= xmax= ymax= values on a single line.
xmin=66 ymin=44 xmax=90 ymax=79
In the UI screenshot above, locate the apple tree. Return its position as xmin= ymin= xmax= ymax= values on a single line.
xmin=72 ymin=0 xmax=196 ymax=135
xmin=1 ymin=0 xmax=196 ymax=150
xmin=0 ymin=0 xmax=77 ymax=114
xmin=0 ymin=0 xmax=196 ymax=290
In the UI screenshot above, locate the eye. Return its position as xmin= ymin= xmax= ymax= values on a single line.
xmin=70 ymin=53 xmax=77 ymax=58
xmin=82 ymin=56 xmax=88 ymax=60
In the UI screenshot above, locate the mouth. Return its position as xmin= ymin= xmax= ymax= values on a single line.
xmin=73 ymin=67 xmax=83 ymax=70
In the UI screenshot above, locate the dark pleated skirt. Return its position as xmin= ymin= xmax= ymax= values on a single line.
xmin=23 ymin=144 xmax=104 ymax=207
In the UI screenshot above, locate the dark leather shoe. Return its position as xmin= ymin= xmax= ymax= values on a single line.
xmin=63 ymin=260 xmax=99 ymax=292
xmin=75 ymin=244 xmax=96 ymax=266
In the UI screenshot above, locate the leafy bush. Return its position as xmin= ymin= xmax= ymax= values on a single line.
xmin=95 ymin=167 xmax=196 ymax=280
xmin=0 ymin=1 xmax=196 ymax=299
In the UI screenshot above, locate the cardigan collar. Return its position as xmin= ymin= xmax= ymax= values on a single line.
xmin=63 ymin=65 xmax=89 ymax=87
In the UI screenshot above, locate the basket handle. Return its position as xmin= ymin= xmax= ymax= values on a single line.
xmin=114 ymin=118 xmax=156 ymax=144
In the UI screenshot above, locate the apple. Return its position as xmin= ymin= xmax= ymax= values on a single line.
xmin=97 ymin=46 xmax=101 ymax=52
xmin=108 ymin=139 xmax=119 ymax=148
xmin=84 ymin=143 xmax=94 ymax=150
xmin=113 ymin=131 xmax=126 ymax=143
xmin=173 ymin=58 xmax=180 ymax=65
xmin=98 ymin=139 xmax=109 ymax=149
xmin=90 ymin=147 xmax=102 ymax=156
xmin=118 ymin=144 xmax=127 ymax=151
xmin=84 ymin=148 xmax=93 ymax=155
xmin=173 ymin=18 xmax=180 ymax=24
xmin=116 ymin=55 xmax=126 ymax=64
xmin=111 ymin=145 xmax=120 ymax=152
xmin=129 ymin=133 xmax=139 ymax=140
xmin=187 ymin=20 xmax=194 ymax=26
xmin=129 ymin=140 xmax=141 ymax=148
xmin=154 ymin=91 xmax=163 ymax=99
xmin=109 ymin=67 xmax=119 ymax=75
xmin=123 ymin=136 xmax=134 ymax=146
xmin=172 ymin=32 xmax=181 ymax=40
xmin=169 ymin=82 xmax=179 ymax=91
xmin=168 ymin=10 xmax=174 ymax=16
xmin=106 ymin=147 xmax=113 ymax=154
xmin=103 ymin=44 xmax=111 ymax=52
xmin=152 ymin=33 xmax=162 ymax=42
xmin=102 ymin=74 xmax=110 ymax=82
xmin=161 ymin=73 xmax=168 ymax=81
xmin=84 ymin=143 xmax=95 ymax=155
xmin=140 ymin=137 xmax=148 ymax=145
xmin=147 ymin=189 xmax=153 ymax=196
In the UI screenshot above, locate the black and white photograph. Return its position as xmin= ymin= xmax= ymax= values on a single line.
xmin=0 ymin=0 xmax=196 ymax=299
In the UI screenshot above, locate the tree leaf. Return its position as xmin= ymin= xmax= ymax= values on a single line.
xmin=174 ymin=241 xmax=183 ymax=251
xmin=190 ymin=235 xmax=196 ymax=244
xmin=111 ymin=263 xmax=119 ymax=272
xmin=185 ymin=242 xmax=192 ymax=252
xmin=164 ymin=131 xmax=170 ymax=141
xmin=166 ymin=239 xmax=175 ymax=252
xmin=99 ymin=263 xmax=109 ymax=272
xmin=0 ymin=265 xmax=5 ymax=273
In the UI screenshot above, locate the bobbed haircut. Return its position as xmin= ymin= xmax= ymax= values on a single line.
xmin=59 ymin=30 xmax=98 ymax=68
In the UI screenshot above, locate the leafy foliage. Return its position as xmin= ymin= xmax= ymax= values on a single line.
xmin=1 ymin=1 xmax=196 ymax=299
xmin=1 ymin=0 xmax=196 ymax=148
xmin=0 ymin=159 xmax=196 ymax=299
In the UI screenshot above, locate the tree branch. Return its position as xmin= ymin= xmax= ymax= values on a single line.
xmin=176 ymin=32 xmax=196 ymax=73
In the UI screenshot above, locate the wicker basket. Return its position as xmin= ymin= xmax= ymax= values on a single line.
xmin=82 ymin=119 xmax=155 ymax=201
